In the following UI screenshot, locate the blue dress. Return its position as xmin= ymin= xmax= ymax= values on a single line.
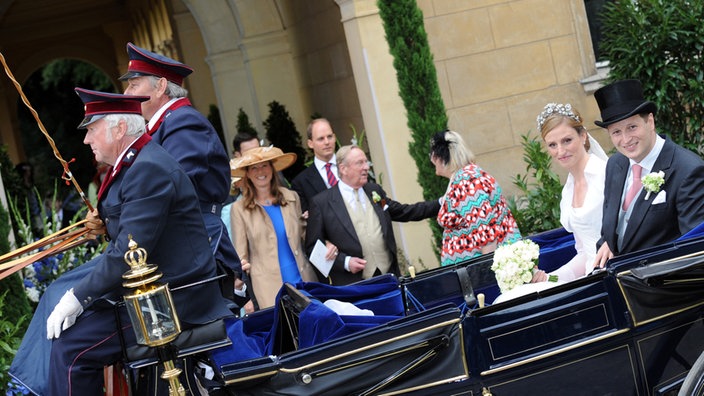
xmin=263 ymin=205 xmax=302 ymax=284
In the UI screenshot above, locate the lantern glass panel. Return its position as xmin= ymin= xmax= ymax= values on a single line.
xmin=125 ymin=284 xmax=180 ymax=346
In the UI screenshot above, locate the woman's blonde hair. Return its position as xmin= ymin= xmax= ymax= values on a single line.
xmin=429 ymin=130 xmax=475 ymax=174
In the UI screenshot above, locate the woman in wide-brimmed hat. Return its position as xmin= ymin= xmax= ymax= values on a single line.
xmin=230 ymin=146 xmax=317 ymax=311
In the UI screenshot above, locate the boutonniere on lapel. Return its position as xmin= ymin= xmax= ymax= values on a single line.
xmin=642 ymin=170 xmax=665 ymax=200
xmin=371 ymin=191 xmax=388 ymax=211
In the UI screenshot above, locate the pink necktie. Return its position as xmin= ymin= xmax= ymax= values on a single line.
xmin=325 ymin=162 xmax=338 ymax=187
xmin=622 ymin=164 xmax=642 ymax=210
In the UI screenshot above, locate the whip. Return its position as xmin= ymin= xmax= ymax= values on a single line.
xmin=0 ymin=51 xmax=93 ymax=280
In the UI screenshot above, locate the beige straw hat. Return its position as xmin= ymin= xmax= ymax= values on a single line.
xmin=230 ymin=146 xmax=297 ymax=178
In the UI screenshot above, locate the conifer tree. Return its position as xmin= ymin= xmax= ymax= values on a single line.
xmin=236 ymin=108 xmax=259 ymax=137
xmin=378 ymin=0 xmax=447 ymax=249
xmin=207 ymin=104 xmax=227 ymax=150
xmin=0 ymin=150 xmax=31 ymax=392
xmin=263 ymin=101 xmax=307 ymax=181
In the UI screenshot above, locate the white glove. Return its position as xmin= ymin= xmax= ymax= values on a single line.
xmin=47 ymin=289 xmax=84 ymax=339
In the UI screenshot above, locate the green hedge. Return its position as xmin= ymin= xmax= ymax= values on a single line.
xmin=378 ymin=0 xmax=448 ymax=253
xmin=600 ymin=0 xmax=704 ymax=155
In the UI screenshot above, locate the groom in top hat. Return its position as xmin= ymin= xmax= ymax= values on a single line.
xmin=593 ymin=79 xmax=704 ymax=267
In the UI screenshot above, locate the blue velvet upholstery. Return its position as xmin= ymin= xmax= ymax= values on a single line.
xmin=297 ymin=301 xmax=398 ymax=348
xmin=527 ymin=227 xmax=577 ymax=273
xmin=678 ymin=221 xmax=704 ymax=241
xmin=210 ymin=274 xmax=403 ymax=368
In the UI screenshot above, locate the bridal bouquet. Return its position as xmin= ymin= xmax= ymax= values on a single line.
xmin=491 ymin=239 xmax=540 ymax=293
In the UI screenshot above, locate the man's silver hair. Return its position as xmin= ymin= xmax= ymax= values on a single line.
xmin=335 ymin=144 xmax=362 ymax=167
xmin=104 ymin=114 xmax=146 ymax=137
xmin=147 ymin=75 xmax=189 ymax=98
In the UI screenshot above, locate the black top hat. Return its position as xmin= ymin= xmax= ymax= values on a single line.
xmin=118 ymin=42 xmax=193 ymax=86
xmin=75 ymin=87 xmax=149 ymax=129
xmin=594 ymin=79 xmax=657 ymax=127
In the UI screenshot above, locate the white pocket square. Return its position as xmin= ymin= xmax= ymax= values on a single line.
xmin=651 ymin=190 xmax=666 ymax=205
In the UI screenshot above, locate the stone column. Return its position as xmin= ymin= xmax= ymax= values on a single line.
xmin=238 ymin=30 xmax=308 ymax=134
xmin=182 ymin=0 xmax=307 ymax=151
xmin=204 ymin=48 xmax=257 ymax=150
xmin=335 ymin=0 xmax=439 ymax=270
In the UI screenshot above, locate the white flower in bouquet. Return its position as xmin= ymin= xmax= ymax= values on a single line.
xmin=491 ymin=239 xmax=540 ymax=293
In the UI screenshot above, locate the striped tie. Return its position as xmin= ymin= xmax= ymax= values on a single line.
xmin=325 ymin=162 xmax=338 ymax=187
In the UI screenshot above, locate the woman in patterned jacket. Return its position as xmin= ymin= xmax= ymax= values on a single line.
xmin=429 ymin=130 xmax=522 ymax=266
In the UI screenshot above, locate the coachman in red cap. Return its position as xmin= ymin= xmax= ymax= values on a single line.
xmin=75 ymin=87 xmax=149 ymax=129
xmin=120 ymin=42 xmax=193 ymax=86
xmin=593 ymin=79 xmax=704 ymax=268
xmin=17 ymin=85 xmax=234 ymax=395
xmin=120 ymin=42 xmax=246 ymax=303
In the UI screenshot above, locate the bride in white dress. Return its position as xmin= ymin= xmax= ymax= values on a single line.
xmin=493 ymin=104 xmax=608 ymax=304
xmin=534 ymin=103 xmax=608 ymax=282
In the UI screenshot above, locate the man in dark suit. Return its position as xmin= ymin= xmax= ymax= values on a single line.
xmin=305 ymin=145 xmax=440 ymax=285
xmin=41 ymin=89 xmax=233 ymax=394
xmin=594 ymin=79 xmax=704 ymax=267
xmin=291 ymin=118 xmax=338 ymax=214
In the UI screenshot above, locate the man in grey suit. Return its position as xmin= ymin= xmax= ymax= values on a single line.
xmin=305 ymin=145 xmax=439 ymax=285
xmin=594 ymin=79 xmax=704 ymax=267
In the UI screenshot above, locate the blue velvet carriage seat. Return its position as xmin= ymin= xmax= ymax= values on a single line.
xmin=208 ymin=274 xmax=468 ymax=395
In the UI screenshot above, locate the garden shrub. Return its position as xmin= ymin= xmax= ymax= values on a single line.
xmin=600 ymin=0 xmax=704 ymax=155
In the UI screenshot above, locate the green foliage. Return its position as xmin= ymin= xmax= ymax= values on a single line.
xmin=236 ymin=108 xmax=259 ymax=137
xmin=0 ymin=180 xmax=14 ymax=256
xmin=0 ymin=146 xmax=23 ymax=213
xmin=0 ymin=147 xmax=32 ymax=378
xmin=508 ymin=133 xmax=562 ymax=235
xmin=263 ymin=101 xmax=307 ymax=181
xmin=0 ymin=273 xmax=31 ymax=328
xmin=0 ymin=290 xmax=28 ymax=395
xmin=7 ymin=183 xmax=102 ymax=302
xmin=207 ymin=104 xmax=227 ymax=150
xmin=378 ymin=0 xmax=448 ymax=251
xmin=0 ymin=183 xmax=104 ymax=394
xmin=0 ymin=159 xmax=31 ymax=394
xmin=19 ymin=59 xmax=114 ymax=200
xmin=345 ymin=124 xmax=381 ymax=185
xmin=600 ymin=0 xmax=704 ymax=155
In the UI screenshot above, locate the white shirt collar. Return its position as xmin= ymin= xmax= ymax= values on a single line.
xmin=111 ymin=137 xmax=142 ymax=176
xmin=314 ymin=154 xmax=337 ymax=170
xmin=337 ymin=180 xmax=366 ymax=210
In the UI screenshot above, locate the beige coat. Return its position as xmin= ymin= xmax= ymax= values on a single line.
xmin=231 ymin=187 xmax=317 ymax=309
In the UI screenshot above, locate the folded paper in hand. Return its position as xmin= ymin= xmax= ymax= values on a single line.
xmin=310 ymin=239 xmax=334 ymax=277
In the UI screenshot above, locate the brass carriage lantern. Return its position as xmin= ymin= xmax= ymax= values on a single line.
xmin=122 ymin=235 xmax=185 ymax=395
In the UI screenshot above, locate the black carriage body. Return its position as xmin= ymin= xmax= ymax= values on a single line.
xmin=401 ymin=232 xmax=704 ymax=395
xmin=211 ymin=230 xmax=704 ymax=395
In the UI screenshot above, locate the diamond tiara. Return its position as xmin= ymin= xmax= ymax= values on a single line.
xmin=536 ymin=103 xmax=581 ymax=132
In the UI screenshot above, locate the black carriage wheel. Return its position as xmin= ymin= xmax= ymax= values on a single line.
xmin=680 ymin=351 xmax=704 ymax=396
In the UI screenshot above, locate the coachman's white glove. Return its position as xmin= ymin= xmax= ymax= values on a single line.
xmin=47 ymin=288 xmax=84 ymax=339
